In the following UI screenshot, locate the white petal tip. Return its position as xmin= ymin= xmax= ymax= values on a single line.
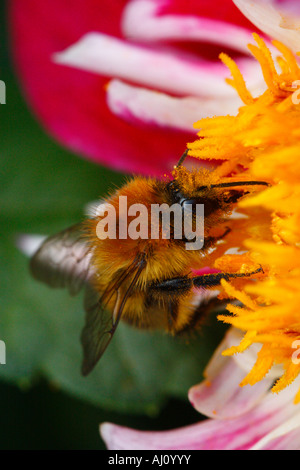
xmin=100 ymin=422 xmax=116 ymax=449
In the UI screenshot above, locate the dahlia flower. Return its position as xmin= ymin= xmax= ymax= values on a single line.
xmin=100 ymin=2 xmax=300 ymax=450
xmin=11 ymin=0 xmax=300 ymax=450
xmin=188 ymin=31 xmax=300 ymax=402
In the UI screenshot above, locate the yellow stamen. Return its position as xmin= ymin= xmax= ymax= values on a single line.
xmin=189 ymin=34 xmax=300 ymax=402
xmin=219 ymin=52 xmax=254 ymax=105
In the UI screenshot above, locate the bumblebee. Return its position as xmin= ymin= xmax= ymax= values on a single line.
xmin=30 ymin=151 xmax=268 ymax=375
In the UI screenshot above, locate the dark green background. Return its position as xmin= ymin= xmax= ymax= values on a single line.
xmin=0 ymin=2 xmax=227 ymax=449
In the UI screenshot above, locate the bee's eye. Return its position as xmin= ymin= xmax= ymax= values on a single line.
xmin=181 ymin=198 xmax=216 ymax=217
xmin=167 ymin=181 xmax=183 ymax=202
xmin=181 ymin=198 xmax=198 ymax=213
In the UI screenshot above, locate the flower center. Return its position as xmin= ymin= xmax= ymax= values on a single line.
xmin=187 ymin=34 xmax=300 ymax=403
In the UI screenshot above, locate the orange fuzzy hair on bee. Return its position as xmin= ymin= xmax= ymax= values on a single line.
xmin=84 ymin=176 xmax=203 ymax=290
xmin=29 ymin=162 xmax=268 ymax=375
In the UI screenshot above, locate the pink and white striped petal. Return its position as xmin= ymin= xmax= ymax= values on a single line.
xmin=106 ymin=79 xmax=242 ymax=131
xmin=122 ymin=0 xmax=255 ymax=54
xmin=251 ymin=408 xmax=300 ymax=450
xmin=188 ymin=328 xmax=274 ymax=420
xmin=233 ymin=0 xmax=300 ymax=53
xmin=9 ymin=0 xmax=198 ymax=176
xmin=100 ymin=378 xmax=300 ymax=450
xmin=54 ymin=33 xmax=264 ymax=99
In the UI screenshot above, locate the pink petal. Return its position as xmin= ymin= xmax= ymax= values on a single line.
xmin=233 ymin=0 xmax=300 ymax=52
xmin=274 ymin=0 xmax=300 ymax=16
xmin=122 ymin=0 xmax=256 ymax=54
xmin=9 ymin=0 xmax=193 ymax=176
xmin=149 ymin=0 xmax=258 ymax=30
xmin=261 ymin=428 xmax=300 ymax=450
xmin=54 ymin=32 xmax=240 ymax=98
xmin=251 ymin=409 xmax=300 ymax=450
xmin=100 ymin=381 xmax=300 ymax=450
xmin=106 ymin=79 xmax=242 ymax=132
xmin=188 ymin=328 xmax=274 ymax=419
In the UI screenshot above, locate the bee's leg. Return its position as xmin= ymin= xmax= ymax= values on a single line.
xmin=220 ymin=226 xmax=231 ymax=238
xmin=199 ymin=227 xmax=231 ymax=251
xmin=192 ymin=266 xmax=263 ymax=288
xmin=176 ymin=296 xmax=225 ymax=336
xmin=150 ymin=276 xmax=193 ymax=295
xmin=148 ymin=277 xmax=193 ymax=333
xmin=210 ymin=226 xmax=231 ymax=241
xmin=181 ymin=267 xmax=263 ymax=331
xmin=150 ymin=266 xmax=262 ymax=295
xmin=149 ymin=266 xmax=262 ymax=333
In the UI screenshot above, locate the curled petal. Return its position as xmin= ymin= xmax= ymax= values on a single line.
xmin=251 ymin=410 xmax=300 ymax=450
xmin=122 ymin=0 xmax=255 ymax=54
xmin=137 ymin=0 xmax=258 ymax=30
xmin=101 ymin=379 xmax=300 ymax=450
xmin=107 ymin=79 xmax=242 ymax=131
xmin=188 ymin=328 xmax=274 ymax=419
xmin=233 ymin=0 xmax=300 ymax=52
xmin=9 ymin=0 xmax=192 ymax=176
xmin=54 ymin=32 xmax=240 ymax=98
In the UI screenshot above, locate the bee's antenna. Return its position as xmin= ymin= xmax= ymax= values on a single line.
xmin=174 ymin=149 xmax=189 ymax=169
xmin=198 ymin=180 xmax=270 ymax=191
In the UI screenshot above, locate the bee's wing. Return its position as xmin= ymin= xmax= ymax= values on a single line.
xmin=81 ymin=259 xmax=145 ymax=376
xmin=30 ymin=223 xmax=94 ymax=296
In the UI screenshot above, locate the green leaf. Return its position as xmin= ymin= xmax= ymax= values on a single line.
xmin=0 ymin=72 xmax=227 ymax=414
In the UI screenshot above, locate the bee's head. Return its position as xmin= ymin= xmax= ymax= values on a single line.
xmin=166 ymin=165 xmax=270 ymax=227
